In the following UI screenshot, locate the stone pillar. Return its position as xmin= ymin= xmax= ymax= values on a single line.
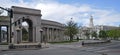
xmin=29 ymin=27 xmax=33 ymax=42
xmin=49 ymin=28 xmax=51 ymax=42
xmin=52 ymin=29 xmax=55 ymax=42
xmin=54 ymin=28 xmax=56 ymax=41
xmin=13 ymin=27 xmax=16 ymax=44
xmin=51 ymin=28 xmax=54 ymax=42
xmin=57 ymin=29 xmax=59 ymax=41
xmin=42 ymin=28 xmax=45 ymax=42
xmin=50 ymin=28 xmax=52 ymax=42
xmin=47 ymin=28 xmax=49 ymax=42
xmin=35 ymin=27 xmax=41 ymax=43
xmin=20 ymin=19 xmax=22 ymax=43
xmin=44 ymin=27 xmax=47 ymax=42
xmin=38 ymin=28 xmax=43 ymax=43
xmin=33 ymin=27 xmax=36 ymax=42
xmin=16 ymin=27 xmax=21 ymax=44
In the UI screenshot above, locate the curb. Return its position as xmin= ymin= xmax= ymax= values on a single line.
xmin=82 ymin=40 xmax=111 ymax=46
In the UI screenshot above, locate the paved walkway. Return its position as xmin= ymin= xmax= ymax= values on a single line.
xmin=0 ymin=40 xmax=120 ymax=55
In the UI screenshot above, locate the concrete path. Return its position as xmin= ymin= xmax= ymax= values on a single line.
xmin=0 ymin=40 xmax=120 ymax=55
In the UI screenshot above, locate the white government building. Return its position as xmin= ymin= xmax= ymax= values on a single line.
xmin=77 ymin=16 xmax=119 ymax=39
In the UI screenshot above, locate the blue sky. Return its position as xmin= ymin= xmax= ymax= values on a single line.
xmin=55 ymin=0 xmax=120 ymax=13
xmin=0 ymin=0 xmax=120 ymax=26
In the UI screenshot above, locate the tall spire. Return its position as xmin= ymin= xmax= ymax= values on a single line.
xmin=89 ymin=15 xmax=94 ymax=28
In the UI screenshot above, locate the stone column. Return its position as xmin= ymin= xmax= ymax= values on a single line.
xmin=45 ymin=28 xmax=47 ymax=43
xmin=49 ymin=28 xmax=51 ymax=42
xmin=16 ymin=27 xmax=21 ymax=44
xmin=29 ymin=27 xmax=33 ymax=42
xmin=39 ymin=28 xmax=43 ymax=43
xmin=57 ymin=29 xmax=59 ymax=41
xmin=59 ymin=29 xmax=63 ymax=41
xmin=54 ymin=29 xmax=58 ymax=41
xmin=50 ymin=28 xmax=53 ymax=42
xmin=47 ymin=28 xmax=49 ymax=42
xmin=49 ymin=28 xmax=52 ymax=42
xmin=51 ymin=28 xmax=54 ymax=42
xmin=20 ymin=19 xmax=22 ymax=43
xmin=33 ymin=27 xmax=36 ymax=42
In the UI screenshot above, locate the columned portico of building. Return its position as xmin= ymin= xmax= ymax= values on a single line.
xmin=41 ymin=26 xmax=64 ymax=42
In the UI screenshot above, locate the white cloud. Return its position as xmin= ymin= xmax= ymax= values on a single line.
xmin=0 ymin=0 xmax=120 ymax=26
xmin=35 ymin=3 xmax=92 ymax=24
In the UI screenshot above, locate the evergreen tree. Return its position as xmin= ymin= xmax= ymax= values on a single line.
xmin=64 ymin=18 xmax=79 ymax=41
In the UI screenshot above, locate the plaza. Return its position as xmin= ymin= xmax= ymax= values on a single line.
xmin=0 ymin=40 xmax=120 ymax=55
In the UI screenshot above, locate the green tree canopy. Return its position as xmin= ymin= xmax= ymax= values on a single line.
xmin=91 ymin=31 xmax=97 ymax=38
xmin=106 ymin=29 xmax=120 ymax=40
xmin=64 ymin=18 xmax=79 ymax=41
xmin=99 ymin=30 xmax=108 ymax=39
xmin=84 ymin=31 xmax=90 ymax=39
xmin=22 ymin=28 xmax=28 ymax=41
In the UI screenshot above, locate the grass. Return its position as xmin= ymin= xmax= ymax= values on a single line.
xmin=48 ymin=40 xmax=79 ymax=44
xmin=0 ymin=42 xmax=8 ymax=45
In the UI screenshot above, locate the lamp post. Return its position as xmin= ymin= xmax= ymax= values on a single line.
xmin=0 ymin=7 xmax=13 ymax=43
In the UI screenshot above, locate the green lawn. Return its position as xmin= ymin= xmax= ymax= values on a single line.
xmin=0 ymin=42 xmax=8 ymax=45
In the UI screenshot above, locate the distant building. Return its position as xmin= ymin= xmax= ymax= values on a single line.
xmin=78 ymin=16 xmax=119 ymax=39
xmin=94 ymin=25 xmax=119 ymax=31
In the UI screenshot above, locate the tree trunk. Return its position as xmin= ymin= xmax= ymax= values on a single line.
xmin=70 ymin=36 xmax=73 ymax=41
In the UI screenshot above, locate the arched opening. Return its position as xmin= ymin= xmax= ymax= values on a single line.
xmin=21 ymin=19 xmax=33 ymax=42
xmin=0 ymin=26 xmax=8 ymax=43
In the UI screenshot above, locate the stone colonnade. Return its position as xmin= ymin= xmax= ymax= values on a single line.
xmin=42 ymin=27 xmax=64 ymax=42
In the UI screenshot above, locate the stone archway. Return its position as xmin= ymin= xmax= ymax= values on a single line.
xmin=22 ymin=19 xmax=33 ymax=42
xmin=12 ymin=6 xmax=42 ymax=44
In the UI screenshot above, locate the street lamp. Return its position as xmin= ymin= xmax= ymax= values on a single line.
xmin=0 ymin=7 xmax=13 ymax=43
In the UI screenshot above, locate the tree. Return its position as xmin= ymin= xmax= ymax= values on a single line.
xmin=99 ymin=30 xmax=108 ymax=39
xmin=22 ymin=28 xmax=28 ymax=41
xmin=84 ymin=31 xmax=90 ymax=39
xmin=91 ymin=31 xmax=97 ymax=39
xmin=64 ymin=18 xmax=79 ymax=41
xmin=106 ymin=29 xmax=120 ymax=40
